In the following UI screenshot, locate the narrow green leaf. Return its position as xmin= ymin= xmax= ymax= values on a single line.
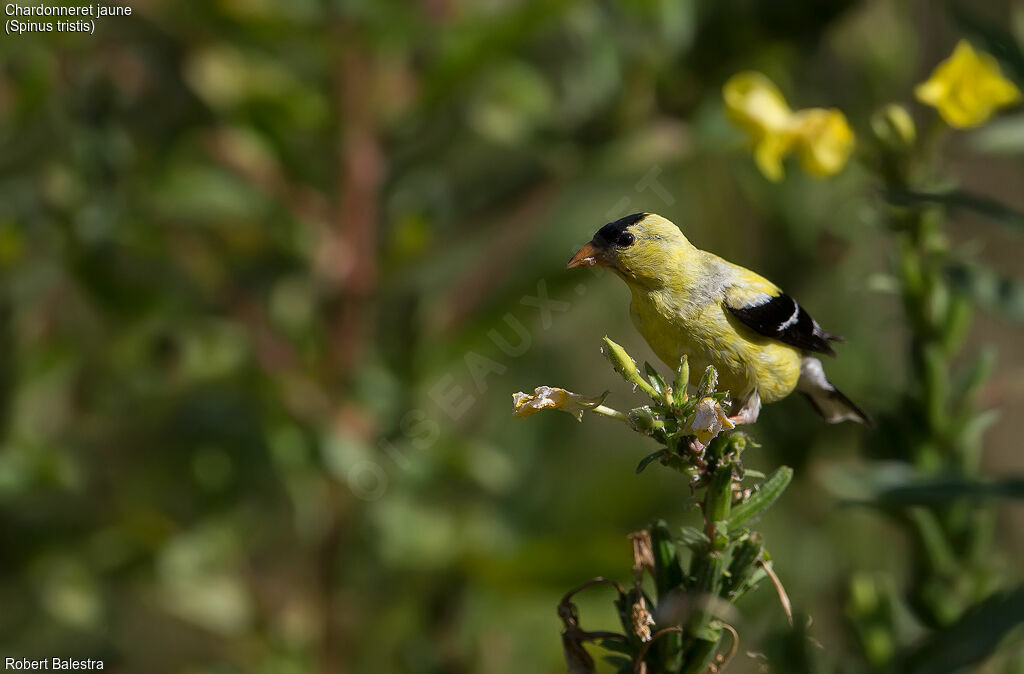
xmin=885 ymin=188 xmax=1024 ymax=229
xmin=644 ymin=361 xmax=667 ymax=395
xmin=723 ymin=535 xmax=763 ymax=598
xmin=968 ymin=113 xmax=1024 ymax=155
xmin=922 ymin=344 xmax=950 ymax=434
xmin=824 ymin=463 xmax=1024 ymax=505
xmin=949 ymin=1 xmax=1024 ymax=82
xmin=598 ymin=638 xmax=633 ymax=656
xmin=678 ymin=526 xmax=710 ymax=553
xmin=601 ymin=653 xmax=633 ymax=673
xmin=907 ymin=507 xmax=958 ymax=577
xmin=901 ymin=586 xmax=1024 ymax=674
xmin=953 ymin=346 xmax=996 ymax=405
xmin=940 ymin=293 xmax=971 ymax=354
xmin=635 ymin=448 xmax=670 ymax=474
xmin=729 ymin=466 xmax=793 ymax=531
xmin=679 ymin=634 xmax=722 ymax=674
xmin=650 ymin=520 xmax=685 ymax=598
xmin=946 ymin=263 xmax=1024 ymax=323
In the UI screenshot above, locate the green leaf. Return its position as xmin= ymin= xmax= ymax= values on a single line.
xmin=763 ymin=614 xmax=829 ymax=674
xmin=598 ymin=638 xmax=633 ymax=656
xmin=890 ymin=475 xmax=1024 ymax=504
xmin=644 ymin=361 xmax=667 ymax=396
xmin=968 ymin=112 xmax=1024 ymax=155
xmin=722 ymin=535 xmax=763 ymax=598
xmin=823 ymin=462 xmax=1024 ymax=504
xmin=948 ymin=1 xmax=1024 ymax=82
xmin=729 ymin=466 xmax=793 ymax=531
xmin=601 ymin=654 xmax=633 ymax=672
xmin=946 ymin=263 xmax=1024 ymax=322
xmin=635 ymin=448 xmax=670 ymax=474
xmin=650 ymin=520 xmax=685 ymax=598
xmin=953 ymin=346 xmax=996 ymax=405
xmin=885 ymin=188 xmax=1024 ymax=230
xmin=678 ymin=526 xmax=710 ymax=553
xmin=906 ymin=507 xmax=958 ymax=577
xmin=900 ymin=586 xmax=1024 ymax=674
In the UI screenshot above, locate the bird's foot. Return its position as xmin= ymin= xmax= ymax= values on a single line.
xmin=728 ymin=389 xmax=762 ymax=426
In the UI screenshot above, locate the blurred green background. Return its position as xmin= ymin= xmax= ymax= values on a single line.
xmin=1 ymin=0 xmax=1022 ymax=672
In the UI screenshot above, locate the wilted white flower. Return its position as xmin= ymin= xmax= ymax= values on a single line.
xmin=631 ymin=595 xmax=656 ymax=642
xmin=512 ymin=386 xmax=608 ymax=422
xmin=691 ymin=397 xmax=735 ymax=445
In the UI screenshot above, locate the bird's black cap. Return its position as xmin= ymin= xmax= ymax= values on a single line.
xmin=594 ymin=213 xmax=647 ymax=245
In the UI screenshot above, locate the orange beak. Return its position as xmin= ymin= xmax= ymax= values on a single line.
xmin=566 ymin=241 xmax=609 ymax=269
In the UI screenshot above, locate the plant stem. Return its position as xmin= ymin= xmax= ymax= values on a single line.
xmin=591 ymin=404 xmax=629 ymax=423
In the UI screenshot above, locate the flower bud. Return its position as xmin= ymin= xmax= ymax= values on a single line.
xmin=672 ymin=355 xmax=690 ymax=406
xmin=696 ymin=365 xmax=719 ymax=398
xmin=627 ymin=406 xmax=665 ymax=435
xmin=870 ymin=103 xmax=916 ymax=152
xmin=602 ymin=336 xmax=660 ymax=399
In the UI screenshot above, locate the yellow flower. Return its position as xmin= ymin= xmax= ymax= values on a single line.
xmin=792 ymin=108 xmax=855 ymax=177
xmin=690 ymin=397 xmax=735 ymax=446
xmin=723 ymin=72 xmax=854 ymax=181
xmin=723 ymin=72 xmax=797 ymax=181
xmin=915 ymin=40 xmax=1022 ymax=128
xmin=512 ymin=386 xmax=608 ymax=422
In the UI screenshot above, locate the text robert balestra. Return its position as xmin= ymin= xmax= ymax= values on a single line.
xmin=4 ymin=658 xmax=104 ymax=670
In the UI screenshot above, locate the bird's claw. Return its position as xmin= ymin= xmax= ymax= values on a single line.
xmin=729 ymin=389 xmax=762 ymax=426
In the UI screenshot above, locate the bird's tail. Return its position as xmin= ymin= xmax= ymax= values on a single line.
xmin=797 ymin=357 xmax=871 ymax=425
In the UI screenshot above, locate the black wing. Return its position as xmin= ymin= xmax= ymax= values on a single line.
xmin=728 ymin=293 xmax=841 ymax=356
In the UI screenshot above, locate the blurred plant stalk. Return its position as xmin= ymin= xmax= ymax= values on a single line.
xmin=847 ymin=103 xmax=1007 ymax=670
xmin=514 ymin=338 xmax=794 ymax=673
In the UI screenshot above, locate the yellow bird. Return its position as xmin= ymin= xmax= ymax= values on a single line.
xmin=567 ymin=212 xmax=869 ymax=425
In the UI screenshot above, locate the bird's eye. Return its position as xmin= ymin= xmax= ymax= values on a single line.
xmin=617 ymin=232 xmax=635 ymax=247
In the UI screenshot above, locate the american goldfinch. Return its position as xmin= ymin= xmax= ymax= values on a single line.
xmin=567 ymin=212 xmax=869 ymax=425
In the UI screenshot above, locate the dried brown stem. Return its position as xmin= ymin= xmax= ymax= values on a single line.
xmin=632 ymin=627 xmax=684 ymax=674
xmin=759 ymin=560 xmax=793 ymax=626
